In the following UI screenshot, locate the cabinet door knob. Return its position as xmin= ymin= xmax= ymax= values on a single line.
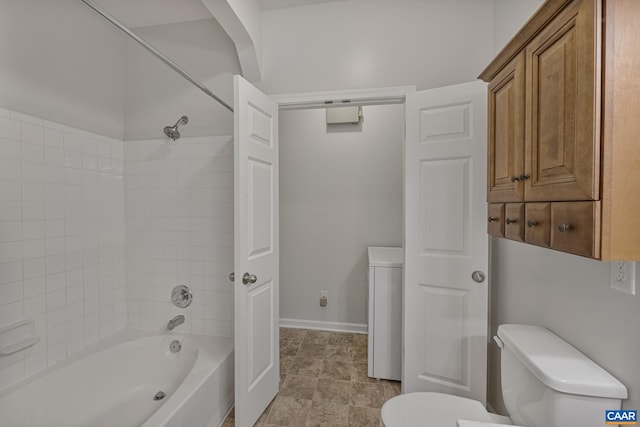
xmin=506 ymin=218 xmax=517 ymax=225
xmin=557 ymin=223 xmax=572 ymax=232
xmin=511 ymin=175 xmax=519 ymax=182
xmin=488 ymin=216 xmax=499 ymax=223
xmin=518 ymin=174 xmax=530 ymax=181
xmin=527 ymin=220 xmax=538 ymax=228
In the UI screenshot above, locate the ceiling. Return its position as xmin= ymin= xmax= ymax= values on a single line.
xmin=95 ymin=0 xmax=348 ymax=28
xmin=258 ymin=0 xmax=346 ymax=11
xmin=95 ymin=0 xmax=214 ymax=28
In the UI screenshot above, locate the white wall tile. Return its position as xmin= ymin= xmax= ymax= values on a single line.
xmin=23 ymin=277 xmax=45 ymax=299
xmin=0 ymin=137 xmax=21 ymax=161
xmin=44 ymin=129 xmax=63 ymax=149
xmin=0 ymin=241 xmax=22 ymax=263
xmin=0 ymin=117 xmax=20 ymax=140
xmin=124 ymin=136 xmax=233 ymax=337
xmin=63 ymin=133 xmax=82 ymax=153
xmin=0 ymin=112 xmax=125 ymax=392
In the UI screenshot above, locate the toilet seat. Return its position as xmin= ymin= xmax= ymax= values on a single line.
xmin=380 ymin=392 xmax=512 ymax=427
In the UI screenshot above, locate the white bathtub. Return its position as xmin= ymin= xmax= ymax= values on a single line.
xmin=0 ymin=329 xmax=234 ymax=427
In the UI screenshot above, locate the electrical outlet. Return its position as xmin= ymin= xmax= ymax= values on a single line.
xmin=320 ymin=291 xmax=328 ymax=307
xmin=610 ymin=261 xmax=636 ymax=295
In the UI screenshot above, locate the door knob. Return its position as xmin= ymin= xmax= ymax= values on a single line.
xmin=229 ymin=272 xmax=235 ymax=282
xmin=242 ymin=272 xmax=258 ymax=285
xmin=471 ymin=271 xmax=485 ymax=283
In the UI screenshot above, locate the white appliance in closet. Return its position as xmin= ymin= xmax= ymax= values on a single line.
xmin=367 ymin=246 xmax=403 ymax=381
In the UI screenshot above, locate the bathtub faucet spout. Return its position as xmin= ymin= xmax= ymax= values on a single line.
xmin=167 ymin=315 xmax=185 ymax=331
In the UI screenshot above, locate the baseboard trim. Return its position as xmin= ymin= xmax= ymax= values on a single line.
xmin=280 ymin=318 xmax=367 ymax=334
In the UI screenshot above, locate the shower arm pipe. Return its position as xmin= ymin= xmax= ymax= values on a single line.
xmin=80 ymin=0 xmax=234 ymax=113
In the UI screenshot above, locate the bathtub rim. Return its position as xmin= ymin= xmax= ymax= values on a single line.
xmin=0 ymin=328 xmax=232 ymax=400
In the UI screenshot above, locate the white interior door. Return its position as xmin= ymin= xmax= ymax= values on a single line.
xmin=234 ymin=75 xmax=279 ymax=427
xmin=403 ymin=81 xmax=489 ymax=404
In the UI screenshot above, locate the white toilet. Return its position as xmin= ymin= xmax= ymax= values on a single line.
xmin=381 ymin=324 xmax=628 ymax=427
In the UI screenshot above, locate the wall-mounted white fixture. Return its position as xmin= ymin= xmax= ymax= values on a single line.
xmin=326 ymin=106 xmax=362 ymax=125
xmin=610 ymin=261 xmax=636 ymax=295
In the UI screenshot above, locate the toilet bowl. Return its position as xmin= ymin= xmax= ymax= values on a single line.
xmin=380 ymin=325 xmax=627 ymax=427
xmin=380 ymin=392 xmax=513 ymax=427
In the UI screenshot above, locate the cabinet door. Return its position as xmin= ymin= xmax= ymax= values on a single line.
xmin=525 ymin=202 xmax=551 ymax=247
xmin=551 ymin=201 xmax=601 ymax=258
xmin=525 ymin=0 xmax=600 ymax=201
xmin=505 ymin=203 xmax=525 ymax=242
xmin=487 ymin=53 xmax=525 ymax=202
xmin=487 ymin=203 xmax=505 ymax=237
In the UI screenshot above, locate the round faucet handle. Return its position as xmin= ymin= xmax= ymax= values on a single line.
xmin=171 ymin=285 xmax=193 ymax=308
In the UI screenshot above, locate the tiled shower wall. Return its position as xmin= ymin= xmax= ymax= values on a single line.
xmin=123 ymin=136 xmax=234 ymax=337
xmin=0 ymin=109 xmax=125 ymax=390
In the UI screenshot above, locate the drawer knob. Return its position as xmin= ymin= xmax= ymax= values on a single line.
xmin=557 ymin=223 xmax=572 ymax=232
xmin=527 ymin=220 xmax=538 ymax=228
xmin=488 ymin=216 xmax=499 ymax=223
xmin=506 ymin=218 xmax=518 ymax=225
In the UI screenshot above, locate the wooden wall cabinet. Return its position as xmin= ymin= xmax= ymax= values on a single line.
xmin=480 ymin=0 xmax=640 ymax=260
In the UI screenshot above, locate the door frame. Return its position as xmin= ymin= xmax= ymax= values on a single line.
xmin=271 ymin=85 xmax=416 ymax=110
xmin=268 ymin=83 xmax=490 ymax=394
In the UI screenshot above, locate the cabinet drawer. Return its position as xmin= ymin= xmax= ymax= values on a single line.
xmin=487 ymin=204 xmax=505 ymax=237
xmin=505 ymin=203 xmax=525 ymax=242
xmin=551 ymin=202 xmax=601 ymax=258
xmin=525 ymin=203 xmax=550 ymax=247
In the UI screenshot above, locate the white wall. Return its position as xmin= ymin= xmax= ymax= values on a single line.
xmin=124 ymin=19 xmax=241 ymax=140
xmin=279 ymin=105 xmax=403 ymax=328
xmin=0 ymin=110 xmax=125 ymax=391
xmin=0 ymin=0 xmax=125 ymax=139
xmin=492 ymin=0 xmax=542 ymax=54
xmin=124 ymin=136 xmax=234 ymax=336
xmin=259 ymin=0 xmax=494 ymax=95
xmin=488 ymin=0 xmax=640 ymax=413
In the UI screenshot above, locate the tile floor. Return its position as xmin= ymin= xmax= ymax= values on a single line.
xmin=222 ymin=328 xmax=401 ymax=426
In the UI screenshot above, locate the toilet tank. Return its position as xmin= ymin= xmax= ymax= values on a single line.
xmin=497 ymin=325 xmax=627 ymax=427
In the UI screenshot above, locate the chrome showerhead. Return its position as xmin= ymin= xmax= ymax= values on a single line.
xmin=163 ymin=116 xmax=189 ymax=141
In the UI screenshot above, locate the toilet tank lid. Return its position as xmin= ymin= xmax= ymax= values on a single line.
xmin=497 ymin=324 xmax=627 ymax=399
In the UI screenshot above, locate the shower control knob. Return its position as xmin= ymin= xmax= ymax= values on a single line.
xmin=171 ymin=285 xmax=193 ymax=308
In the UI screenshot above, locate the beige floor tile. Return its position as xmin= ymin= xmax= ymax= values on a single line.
xmin=353 ymin=334 xmax=368 ymax=348
xmin=313 ymin=378 xmax=351 ymax=405
xmin=281 ymin=340 xmax=302 ymax=357
xmin=298 ymin=343 xmax=328 ymax=358
xmin=280 ymin=355 xmax=295 ymax=374
xmin=302 ymin=330 xmax=332 ymax=345
xmin=289 ymin=356 xmax=324 ymax=377
xmin=267 ymin=396 xmax=313 ymax=426
xmin=320 ymin=360 xmax=353 ymax=381
xmin=347 ymin=406 xmax=381 ymax=427
xmin=350 ymin=382 xmax=386 ymax=409
xmin=328 ymin=332 xmax=354 ymax=346
xmin=383 ymin=381 xmax=401 ymax=400
xmin=324 ymin=345 xmax=353 ymax=362
xmin=305 ymin=400 xmax=349 ymax=427
xmin=281 ymin=328 xmax=308 ymax=341
xmin=279 ymin=375 xmax=318 ymax=400
xmin=350 ymin=362 xmax=377 ymax=384
xmin=352 ymin=346 xmax=368 ymax=363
